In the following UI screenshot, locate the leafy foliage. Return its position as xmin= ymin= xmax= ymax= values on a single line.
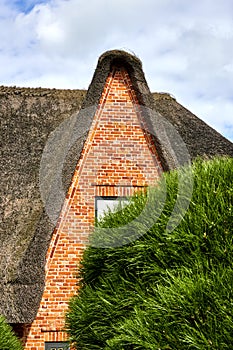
xmin=0 ymin=316 xmax=23 ymax=350
xmin=66 ymin=157 xmax=233 ymax=349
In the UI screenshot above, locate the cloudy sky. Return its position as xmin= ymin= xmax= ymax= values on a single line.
xmin=1 ymin=0 xmax=233 ymax=141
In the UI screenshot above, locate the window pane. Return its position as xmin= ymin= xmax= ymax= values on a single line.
xmin=95 ymin=196 xmax=129 ymax=220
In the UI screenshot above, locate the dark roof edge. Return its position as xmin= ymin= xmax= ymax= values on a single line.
xmin=80 ymin=49 xmax=177 ymax=171
xmin=81 ymin=50 xmax=141 ymax=108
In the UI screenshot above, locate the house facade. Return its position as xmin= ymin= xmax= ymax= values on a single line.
xmin=24 ymin=55 xmax=164 ymax=349
xmin=1 ymin=50 xmax=233 ymax=349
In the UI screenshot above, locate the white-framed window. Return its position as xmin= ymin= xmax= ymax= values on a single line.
xmin=95 ymin=196 xmax=129 ymax=221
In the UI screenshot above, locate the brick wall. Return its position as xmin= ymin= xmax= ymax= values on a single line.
xmin=23 ymin=66 xmax=162 ymax=349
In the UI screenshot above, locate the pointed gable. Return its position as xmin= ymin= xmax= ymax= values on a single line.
xmin=23 ymin=54 xmax=164 ymax=348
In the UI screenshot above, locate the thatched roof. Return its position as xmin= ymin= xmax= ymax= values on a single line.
xmin=0 ymin=87 xmax=86 ymax=322
xmin=1 ymin=50 xmax=233 ymax=323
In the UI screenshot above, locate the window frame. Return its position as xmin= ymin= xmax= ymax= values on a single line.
xmin=95 ymin=196 xmax=129 ymax=221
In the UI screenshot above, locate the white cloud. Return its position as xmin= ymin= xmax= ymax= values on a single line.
xmin=0 ymin=0 xmax=233 ymax=141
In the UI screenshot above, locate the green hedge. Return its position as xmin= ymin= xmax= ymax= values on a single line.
xmin=66 ymin=157 xmax=233 ymax=349
xmin=0 ymin=316 xmax=23 ymax=350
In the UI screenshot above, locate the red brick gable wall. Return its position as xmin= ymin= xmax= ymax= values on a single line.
xmin=23 ymin=67 xmax=162 ymax=348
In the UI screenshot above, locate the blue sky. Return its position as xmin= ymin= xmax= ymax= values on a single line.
xmin=1 ymin=0 xmax=233 ymax=141
xmin=12 ymin=0 xmax=45 ymax=13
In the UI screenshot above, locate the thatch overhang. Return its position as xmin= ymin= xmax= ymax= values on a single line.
xmin=80 ymin=50 xmax=233 ymax=169
xmin=0 ymin=87 xmax=86 ymax=322
xmin=152 ymin=92 xmax=233 ymax=160
xmin=0 ymin=50 xmax=233 ymax=323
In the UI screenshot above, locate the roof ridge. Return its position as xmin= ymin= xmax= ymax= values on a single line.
xmin=0 ymin=85 xmax=86 ymax=97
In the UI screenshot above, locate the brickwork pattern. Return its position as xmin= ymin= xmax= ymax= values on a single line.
xmin=23 ymin=66 xmax=162 ymax=349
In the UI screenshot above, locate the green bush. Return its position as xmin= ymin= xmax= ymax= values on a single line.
xmin=66 ymin=157 xmax=233 ymax=349
xmin=0 ymin=316 xmax=23 ymax=350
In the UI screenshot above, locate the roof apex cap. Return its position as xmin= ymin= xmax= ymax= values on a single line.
xmin=98 ymin=49 xmax=142 ymax=69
